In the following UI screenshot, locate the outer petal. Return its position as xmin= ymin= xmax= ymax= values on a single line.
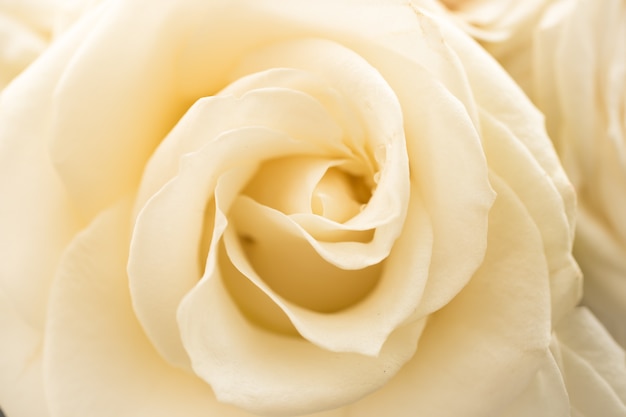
xmin=346 ymin=174 xmax=551 ymax=417
xmin=499 ymin=346 xmax=571 ymax=417
xmin=344 ymin=29 xmax=496 ymax=318
xmin=480 ymin=109 xmax=581 ymax=324
xmin=45 ymin=0 xmax=415 ymax=219
xmin=434 ymin=5 xmax=576 ymax=231
xmin=0 ymin=11 xmax=98 ymax=415
xmin=0 ymin=290 xmax=49 ymax=417
xmin=0 ymin=6 xmax=48 ymax=90
xmin=433 ymin=13 xmax=580 ymax=322
xmin=180 ymin=257 xmax=426 ymax=416
xmin=0 ymin=0 xmax=104 ymax=90
xmin=0 ymin=0 xmax=97 ymax=333
xmin=129 ymin=126 xmax=322 ymax=369
xmin=47 ymin=0 xmax=191 ymax=219
xmin=43 ymin=199 xmax=252 ymax=417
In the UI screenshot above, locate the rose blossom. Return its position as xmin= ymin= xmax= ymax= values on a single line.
xmin=0 ymin=0 xmax=621 ymax=416
xmin=421 ymin=0 xmax=626 ymax=348
xmin=527 ymin=0 xmax=626 ymax=351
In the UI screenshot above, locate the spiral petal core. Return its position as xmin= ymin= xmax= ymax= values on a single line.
xmin=127 ymin=38 xmax=427 ymax=414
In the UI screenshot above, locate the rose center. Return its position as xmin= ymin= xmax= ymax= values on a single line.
xmin=242 ymin=155 xmax=373 ymax=222
xmin=219 ymin=155 xmax=381 ymax=334
xmin=311 ymin=167 xmax=371 ymax=223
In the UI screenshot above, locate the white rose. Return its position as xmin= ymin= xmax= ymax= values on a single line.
xmin=524 ymin=0 xmax=626 ymax=349
xmin=417 ymin=0 xmax=626 ymax=358
xmin=0 ymin=1 xmax=609 ymax=416
xmin=437 ymin=0 xmax=626 ymax=348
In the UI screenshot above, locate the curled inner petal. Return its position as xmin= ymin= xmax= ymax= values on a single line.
xmin=228 ymin=196 xmax=382 ymax=315
xmin=131 ymin=36 xmax=412 ymax=415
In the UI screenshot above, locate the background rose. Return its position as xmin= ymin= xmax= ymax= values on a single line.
xmin=423 ymin=0 xmax=626 ymax=347
xmin=528 ymin=0 xmax=626 ymax=350
xmin=0 ymin=0 xmax=612 ymax=416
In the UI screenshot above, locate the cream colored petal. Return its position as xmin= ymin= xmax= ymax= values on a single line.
xmin=480 ymin=109 xmax=581 ymax=324
xmin=129 ymin=126 xmax=321 ymax=369
xmin=178 ymin=258 xmax=426 ymax=416
xmin=347 ymin=174 xmax=551 ymax=417
xmin=130 ymin=45 xmax=407 ymax=365
xmin=141 ymin=36 xmax=411 ymax=268
xmin=0 ymin=0 xmax=100 ymax=90
xmin=222 ymin=165 xmax=435 ymax=354
xmin=44 ymin=199 xmax=253 ymax=417
xmin=499 ymin=345 xmax=570 ymax=417
xmin=220 ymin=68 xmax=366 ymax=166
xmin=176 ymin=0 xmax=435 ymax=98
xmin=435 ymin=11 xmax=577 ymax=232
xmin=389 ymin=65 xmax=494 ymax=318
xmin=228 ymin=38 xmax=410 ymax=268
xmin=0 ymin=8 xmax=96 ymax=332
xmin=530 ymin=0 xmax=572 ymax=153
xmin=51 ymin=0 xmax=105 ymax=36
xmin=404 ymin=84 xmax=494 ymax=317
xmin=552 ymin=0 xmax=603 ymax=185
xmin=358 ymin=9 xmax=481 ymax=129
xmin=222 ymin=216 xmax=380 ymax=351
xmin=502 ymin=306 xmax=626 ymax=416
xmin=591 ymin=1 xmax=626 ymax=241
xmin=232 ymin=196 xmax=403 ymax=271
xmin=47 ymin=1 xmax=196 ymax=219
xmin=0 ymin=0 xmax=64 ymax=32
xmin=0 ymin=8 xmax=102 ymax=417
xmin=0 ymin=289 xmax=49 ymax=417
xmin=134 ymin=87 xmax=345 ymax=218
xmin=46 ymin=0 xmax=418 ymax=223
xmin=312 ymin=167 xmax=366 ymax=222
xmin=310 ymin=18 xmax=497 ymax=317
xmin=243 ymin=156 xmax=340 ymax=217
xmin=178 ymin=147 xmax=425 ymax=414
xmin=223 ymin=189 xmax=432 ymax=357
xmin=0 ymin=12 xmax=47 ymax=90
xmin=553 ymin=307 xmax=626 ymax=416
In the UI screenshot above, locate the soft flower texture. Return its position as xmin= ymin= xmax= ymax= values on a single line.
xmin=528 ymin=0 xmax=626 ymax=351
xmin=509 ymin=306 xmax=626 ymax=417
xmin=421 ymin=0 xmax=626 ymax=348
xmin=0 ymin=0 xmax=100 ymax=90
xmin=0 ymin=0 xmax=50 ymax=89
xmin=412 ymin=0 xmax=555 ymax=93
xmin=0 ymin=0 xmax=619 ymax=416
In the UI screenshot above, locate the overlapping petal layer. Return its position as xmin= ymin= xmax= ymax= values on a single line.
xmin=0 ymin=1 xmax=604 ymax=417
